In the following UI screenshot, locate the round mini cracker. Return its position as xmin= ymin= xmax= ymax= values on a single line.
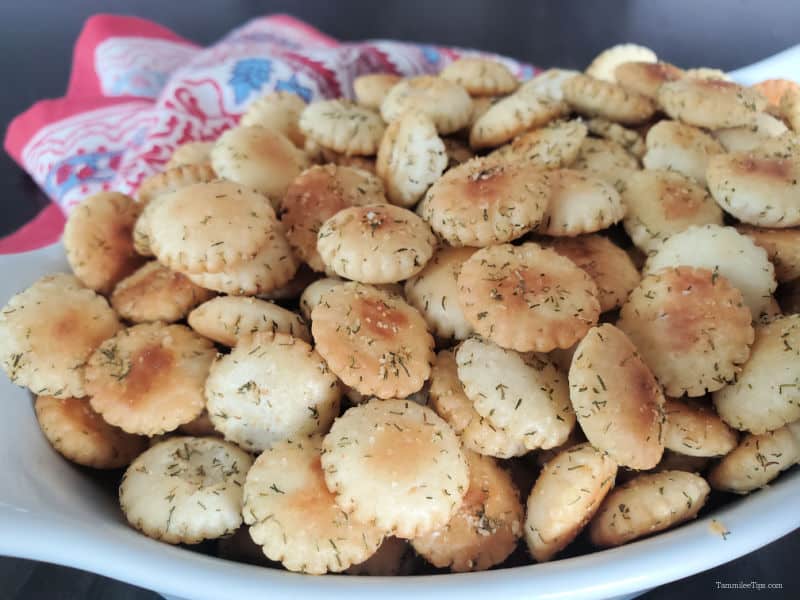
xmin=380 ymin=75 xmax=473 ymax=135
xmin=281 ymin=164 xmax=387 ymax=272
xmin=617 ymin=266 xmax=754 ymax=397
xmin=572 ymin=137 xmax=639 ymax=192
xmin=317 ymin=203 xmax=437 ymax=284
xmin=311 ymin=283 xmax=434 ymax=399
xmin=662 ymin=398 xmax=738 ymax=457
xmin=568 ymin=324 xmax=665 ymax=470
xmin=537 ymin=169 xmax=626 ymax=236
xmin=457 ymin=243 xmax=600 ymax=352
xmin=119 ymin=436 xmax=252 ymax=544
xmin=111 ymin=261 xmax=214 ymax=324
xmin=63 ymin=191 xmax=145 ymax=294
xmin=210 ymin=125 xmax=309 ymax=209
xmin=585 ymin=43 xmax=657 ymax=82
xmin=621 ymin=169 xmax=724 ymax=253
xmin=411 ymin=450 xmax=523 ymax=572
xmin=0 ymin=273 xmax=121 ymax=398
xmin=658 ymin=78 xmax=766 ymax=129
xmin=243 ymin=435 xmax=384 ymax=574
xmin=166 ymin=141 xmax=214 ymax=169
xmin=614 ymin=61 xmax=685 ymax=99
xmin=417 ymin=157 xmax=549 ymax=247
xmin=589 ymin=471 xmax=710 ymax=548
xmin=135 ymin=163 xmax=216 ymax=207
xmin=188 ymin=296 xmax=309 ymax=346
xmin=321 ymin=398 xmax=469 ymax=538
xmin=562 ymin=74 xmax=655 ymax=125
xmin=205 ymin=332 xmax=340 ymax=453
xmin=34 ymin=395 xmax=147 ymax=469
xmin=439 ymin=57 xmax=519 ymax=97
xmin=404 ymin=246 xmax=476 ymax=341
xmin=706 ymin=152 xmax=800 ymax=228
xmin=736 ymin=225 xmax=800 ymax=282
xmin=185 ymin=221 xmax=299 ymax=296
xmin=643 ymin=224 xmax=777 ymax=320
xmin=353 ymin=73 xmax=402 ymax=109
xmin=299 ymin=99 xmax=385 ymax=156
xmin=240 ymin=91 xmax=306 ymax=147
xmin=642 ymin=120 xmax=725 ymax=186
xmin=487 ymin=119 xmax=588 ymax=170
xmin=147 ymin=180 xmax=277 ymax=275
xmin=541 ymin=235 xmax=640 ymax=312
xmin=456 ymin=337 xmax=576 ymax=451
xmin=524 ymin=442 xmax=617 ymax=562
xmin=469 ymin=90 xmax=569 ymax=149
xmin=375 ymin=111 xmax=448 ymax=207
xmin=428 ymin=349 xmax=527 ymax=459
xmin=708 ymin=423 xmax=800 ymax=494
xmin=712 ymin=315 xmax=800 ymax=434
xmin=85 ymin=323 xmax=215 ymax=436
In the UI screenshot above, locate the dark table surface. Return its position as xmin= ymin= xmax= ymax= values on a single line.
xmin=0 ymin=1 xmax=797 ymax=598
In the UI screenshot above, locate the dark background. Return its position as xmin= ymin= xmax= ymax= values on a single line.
xmin=0 ymin=0 xmax=798 ymax=598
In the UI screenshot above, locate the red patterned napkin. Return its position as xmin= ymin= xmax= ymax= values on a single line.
xmin=1 ymin=13 xmax=535 ymax=253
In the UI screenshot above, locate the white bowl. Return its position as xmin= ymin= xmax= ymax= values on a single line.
xmin=1 ymin=242 xmax=798 ymax=600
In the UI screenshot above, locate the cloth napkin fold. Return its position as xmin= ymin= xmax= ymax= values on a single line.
xmin=1 ymin=13 xmax=535 ymax=253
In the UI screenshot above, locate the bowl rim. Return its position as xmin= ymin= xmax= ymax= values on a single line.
xmin=1 ymin=243 xmax=798 ymax=600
